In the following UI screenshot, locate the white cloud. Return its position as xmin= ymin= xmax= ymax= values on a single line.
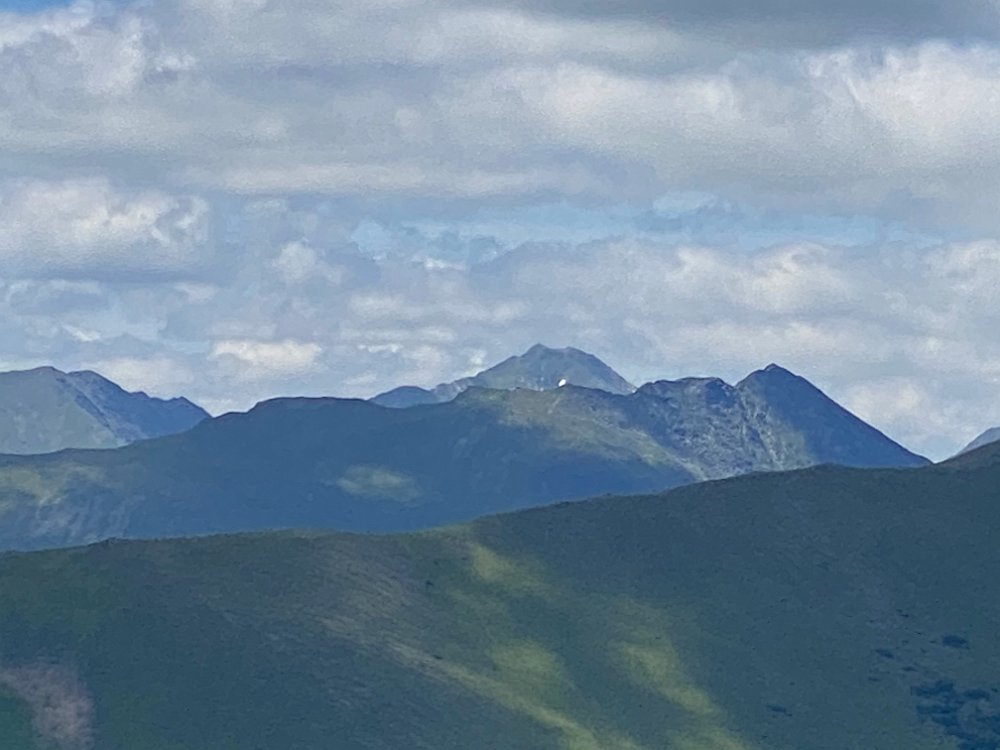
xmin=272 ymin=241 xmax=346 ymax=286
xmin=61 ymin=234 xmax=984 ymax=459
xmin=82 ymin=354 xmax=196 ymax=396
xmin=0 ymin=178 xmax=210 ymax=279
xmin=2 ymin=0 xmax=1000 ymax=223
xmin=4 ymin=0 xmax=1000 ymax=461
xmin=210 ymin=339 xmax=323 ymax=379
xmin=5 ymin=228 xmax=1000 ymax=458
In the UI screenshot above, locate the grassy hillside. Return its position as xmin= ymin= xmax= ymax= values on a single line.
xmin=0 ymin=448 xmax=997 ymax=749
xmin=0 ymin=377 xmax=925 ymax=551
xmin=0 ymin=390 xmax=692 ymax=551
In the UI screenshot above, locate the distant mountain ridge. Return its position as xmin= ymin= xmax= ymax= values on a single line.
xmin=0 ymin=361 xmax=925 ymax=551
xmin=0 ymin=366 xmax=208 ymax=454
xmin=636 ymin=363 xmax=928 ymax=475
xmin=372 ymin=344 xmax=635 ymax=407
xmin=958 ymin=426 xmax=1000 ymax=456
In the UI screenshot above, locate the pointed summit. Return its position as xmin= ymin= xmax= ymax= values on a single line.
xmin=372 ymin=344 xmax=634 ymax=407
xmin=735 ymin=364 xmax=927 ymax=469
xmin=471 ymin=344 xmax=635 ymax=395
xmin=741 ymin=363 xmax=801 ymax=383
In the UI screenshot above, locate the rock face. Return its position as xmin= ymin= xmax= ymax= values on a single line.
xmin=0 ymin=363 xmax=925 ymax=551
xmin=0 ymin=366 xmax=208 ymax=455
xmin=371 ymin=348 xmax=924 ymax=473
xmin=636 ymin=363 xmax=929 ymax=476
xmin=371 ymin=344 xmax=635 ymax=407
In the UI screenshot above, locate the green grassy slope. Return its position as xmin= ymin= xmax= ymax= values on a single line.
xmin=0 ymin=391 xmax=694 ymax=551
xmin=0 ymin=448 xmax=998 ymax=749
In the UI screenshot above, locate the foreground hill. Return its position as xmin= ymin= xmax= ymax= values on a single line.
xmin=0 ymin=364 xmax=925 ymax=551
xmin=0 ymin=367 xmax=208 ymax=454
xmin=371 ymin=343 xmax=636 ymax=407
xmin=0 ymin=446 xmax=996 ymax=749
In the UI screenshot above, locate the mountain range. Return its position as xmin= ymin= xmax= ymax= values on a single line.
xmin=0 ymin=367 xmax=208 ymax=455
xmin=0 ymin=438 xmax=994 ymax=750
xmin=371 ymin=344 xmax=636 ymax=407
xmin=0 ymin=356 xmax=925 ymax=551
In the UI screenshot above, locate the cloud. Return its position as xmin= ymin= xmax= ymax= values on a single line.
xmin=272 ymin=241 xmax=346 ymax=286
xmin=2 ymin=0 xmax=1000 ymax=228
xmin=0 ymin=178 xmax=210 ymax=280
xmin=210 ymin=339 xmax=323 ymax=380
xmin=458 ymin=0 xmax=1000 ymax=48
xmin=3 ymin=0 xmax=1000 ymax=461
xmin=4 ymin=223 xmax=999 ymax=458
xmin=81 ymin=354 xmax=196 ymax=395
xmin=28 ymin=232 xmax=978 ymax=459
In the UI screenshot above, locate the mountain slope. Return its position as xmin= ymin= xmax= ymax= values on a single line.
xmin=734 ymin=364 xmax=925 ymax=468
xmin=0 ymin=390 xmax=694 ymax=551
xmin=0 ymin=366 xmax=924 ymax=551
xmin=634 ymin=364 xmax=926 ymax=474
xmin=0 ymin=448 xmax=997 ymax=749
xmin=0 ymin=367 xmax=208 ymax=454
xmin=957 ymin=426 xmax=1000 ymax=456
xmin=372 ymin=344 xmax=635 ymax=407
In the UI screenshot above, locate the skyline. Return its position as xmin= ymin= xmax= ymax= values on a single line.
xmin=0 ymin=344 xmax=976 ymax=462
xmin=2 ymin=0 xmax=1000 ymax=458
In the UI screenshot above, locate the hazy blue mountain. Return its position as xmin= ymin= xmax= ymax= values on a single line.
xmin=0 ymin=367 xmax=208 ymax=455
xmin=0 ymin=443 xmax=995 ymax=749
xmin=372 ymin=343 xmax=635 ymax=407
xmin=633 ymin=363 xmax=926 ymax=476
xmin=734 ymin=363 xmax=926 ymax=469
xmin=0 ymin=364 xmax=924 ymax=551
xmin=957 ymin=426 xmax=1000 ymax=456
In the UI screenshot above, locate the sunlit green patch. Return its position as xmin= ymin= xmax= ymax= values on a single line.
xmin=615 ymin=637 xmax=718 ymax=717
xmin=673 ymin=726 xmax=756 ymax=750
xmin=490 ymin=640 xmax=571 ymax=701
xmin=419 ymin=540 xmax=757 ymax=750
xmin=479 ymin=389 xmax=678 ymax=467
xmin=0 ymin=463 xmax=105 ymax=514
xmin=334 ymin=465 xmax=422 ymax=503
xmin=439 ymin=657 xmax=646 ymax=750
xmin=468 ymin=542 xmax=553 ymax=597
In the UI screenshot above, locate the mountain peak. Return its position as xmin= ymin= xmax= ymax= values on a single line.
xmin=521 ymin=343 xmax=586 ymax=358
xmin=743 ymin=363 xmax=801 ymax=382
xmin=372 ymin=345 xmax=635 ymax=407
xmin=472 ymin=345 xmax=636 ymax=394
xmin=524 ymin=342 xmax=561 ymax=355
xmin=734 ymin=364 xmax=927 ymax=468
xmin=16 ymin=365 xmax=63 ymax=377
xmin=0 ymin=365 xmax=208 ymax=454
xmin=739 ymin=362 xmax=818 ymax=393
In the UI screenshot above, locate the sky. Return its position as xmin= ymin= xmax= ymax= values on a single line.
xmin=1 ymin=0 xmax=1000 ymax=459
